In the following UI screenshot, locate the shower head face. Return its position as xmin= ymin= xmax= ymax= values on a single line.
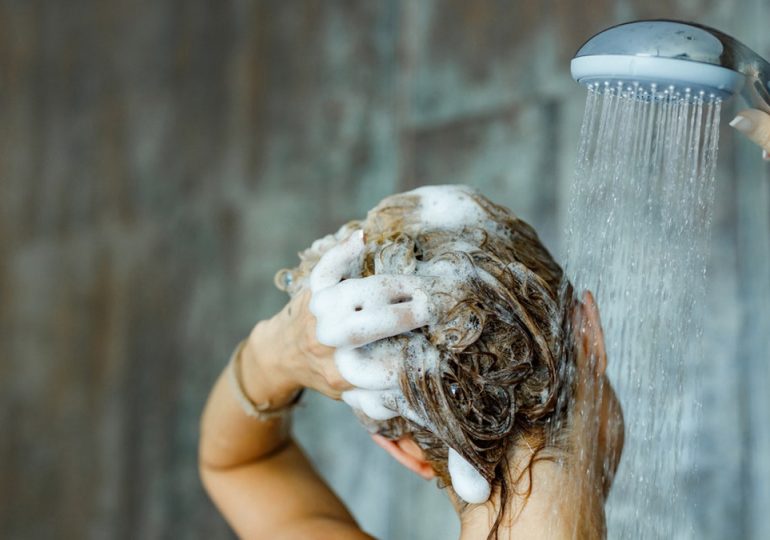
xmin=571 ymin=20 xmax=770 ymax=108
xmin=572 ymin=56 xmax=742 ymax=100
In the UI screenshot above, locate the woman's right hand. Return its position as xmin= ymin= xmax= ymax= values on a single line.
xmin=250 ymin=229 xmax=438 ymax=403
xmin=248 ymin=289 xmax=354 ymax=402
xmin=730 ymin=109 xmax=770 ymax=161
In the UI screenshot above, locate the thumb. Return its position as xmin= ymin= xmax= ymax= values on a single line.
xmin=730 ymin=109 xmax=770 ymax=158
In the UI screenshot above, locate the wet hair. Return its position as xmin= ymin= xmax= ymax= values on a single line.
xmin=276 ymin=186 xmax=577 ymax=538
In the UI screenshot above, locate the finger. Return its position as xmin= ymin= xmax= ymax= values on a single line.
xmin=309 ymin=229 xmax=365 ymax=294
xmin=340 ymin=388 xmax=432 ymax=429
xmin=311 ymin=275 xmax=436 ymax=347
xmin=324 ymin=363 xmax=356 ymax=395
xmin=341 ymin=389 xmax=401 ymax=420
xmin=730 ymin=109 xmax=770 ymax=154
xmin=314 ymin=274 xmax=432 ymax=312
xmin=317 ymin=300 xmax=433 ymax=348
xmin=373 ymin=274 xmax=432 ymax=304
xmin=334 ymin=333 xmax=439 ymax=389
xmin=394 ymin=397 xmax=432 ymax=430
xmin=334 ymin=342 xmax=401 ymax=390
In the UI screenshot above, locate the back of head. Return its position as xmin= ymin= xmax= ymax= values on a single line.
xmin=277 ymin=185 xmax=576 ymax=507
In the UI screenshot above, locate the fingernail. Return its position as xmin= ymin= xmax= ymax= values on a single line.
xmin=763 ymin=149 xmax=770 ymax=161
xmin=729 ymin=115 xmax=754 ymax=133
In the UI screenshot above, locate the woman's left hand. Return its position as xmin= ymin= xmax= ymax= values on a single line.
xmin=730 ymin=108 xmax=770 ymax=161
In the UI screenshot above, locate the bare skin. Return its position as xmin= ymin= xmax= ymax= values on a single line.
xmin=730 ymin=108 xmax=770 ymax=160
xmin=199 ymin=286 xmax=622 ymax=539
xmin=198 ymin=292 xmax=364 ymax=540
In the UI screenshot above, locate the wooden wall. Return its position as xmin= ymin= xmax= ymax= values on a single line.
xmin=1 ymin=1 xmax=768 ymax=538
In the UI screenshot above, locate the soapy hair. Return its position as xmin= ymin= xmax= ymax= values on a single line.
xmin=276 ymin=187 xmax=577 ymax=538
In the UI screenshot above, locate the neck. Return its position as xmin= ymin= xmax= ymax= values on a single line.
xmin=454 ymin=451 xmax=605 ymax=540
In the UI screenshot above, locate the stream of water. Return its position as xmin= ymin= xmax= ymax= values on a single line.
xmin=564 ymin=82 xmax=722 ymax=538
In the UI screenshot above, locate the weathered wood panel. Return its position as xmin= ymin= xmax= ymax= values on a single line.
xmin=1 ymin=1 xmax=768 ymax=539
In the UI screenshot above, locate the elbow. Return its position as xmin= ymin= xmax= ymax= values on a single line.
xmin=197 ymin=442 xmax=218 ymax=496
xmin=197 ymin=425 xmax=233 ymax=492
xmin=197 ymin=444 xmax=237 ymax=505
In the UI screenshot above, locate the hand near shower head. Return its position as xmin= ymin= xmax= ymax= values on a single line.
xmin=730 ymin=109 xmax=770 ymax=161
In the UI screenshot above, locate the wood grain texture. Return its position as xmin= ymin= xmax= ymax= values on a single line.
xmin=1 ymin=1 xmax=768 ymax=539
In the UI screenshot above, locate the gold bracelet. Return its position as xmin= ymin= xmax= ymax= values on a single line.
xmin=227 ymin=339 xmax=304 ymax=421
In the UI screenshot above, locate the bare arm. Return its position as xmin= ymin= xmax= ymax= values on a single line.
xmin=200 ymin=230 xmax=450 ymax=538
xmin=198 ymin=291 xmax=373 ymax=540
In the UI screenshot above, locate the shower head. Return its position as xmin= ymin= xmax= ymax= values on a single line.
xmin=571 ymin=19 xmax=770 ymax=111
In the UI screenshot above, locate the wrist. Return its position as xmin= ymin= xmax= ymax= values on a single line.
xmin=242 ymin=320 xmax=303 ymax=406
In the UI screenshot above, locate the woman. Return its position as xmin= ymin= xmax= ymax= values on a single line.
xmin=197 ymin=109 xmax=768 ymax=540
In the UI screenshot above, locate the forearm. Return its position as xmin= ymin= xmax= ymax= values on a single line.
xmin=197 ymin=308 xmax=367 ymax=539
xmin=198 ymin=318 xmax=302 ymax=470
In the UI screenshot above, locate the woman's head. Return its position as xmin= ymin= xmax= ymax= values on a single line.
xmin=358 ymin=187 xmax=573 ymax=483
xmin=277 ymin=185 xmax=621 ymax=527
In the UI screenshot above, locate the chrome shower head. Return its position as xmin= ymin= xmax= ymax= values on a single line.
xmin=571 ymin=19 xmax=770 ymax=111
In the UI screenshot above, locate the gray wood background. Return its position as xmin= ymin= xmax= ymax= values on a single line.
xmin=1 ymin=1 xmax=768 ymax=539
